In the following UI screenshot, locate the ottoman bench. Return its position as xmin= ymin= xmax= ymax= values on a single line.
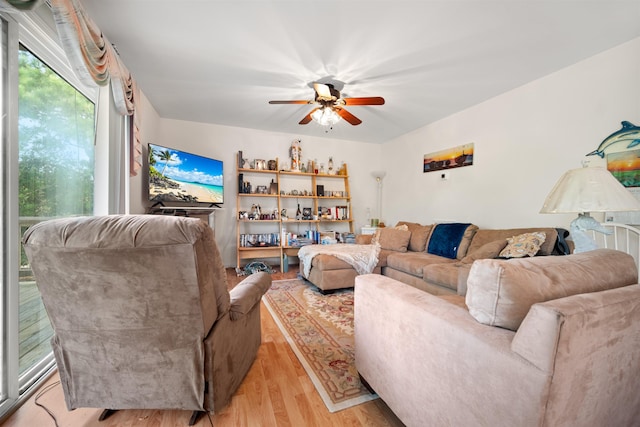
xmin=300 ymin=254 xmax=383 ymax=292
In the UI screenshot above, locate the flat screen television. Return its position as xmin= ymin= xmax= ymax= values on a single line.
xmin=148 ymin=143 xmax=224 ymax=206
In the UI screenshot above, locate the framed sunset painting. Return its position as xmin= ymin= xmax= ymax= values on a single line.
xmin=607 ymin=149 xmax=640 ymax=187
xmin=423 ymin=143 xmax=474 ymax=173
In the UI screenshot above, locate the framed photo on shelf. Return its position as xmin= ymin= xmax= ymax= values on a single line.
xmin=302 ymin=207 xmax=312 ymax=219
xmin=256 ymin=185 xmax=267 ymax=194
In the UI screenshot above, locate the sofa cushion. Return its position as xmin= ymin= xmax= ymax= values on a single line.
xmin=461 ymin=239 xmax=508 ymax=264
xmin=356 ymin=234 xmax=373 ymax=245
xmin=397 ymin=221 xmax=433 ymax=252
xmin=465 ymin=249 xmax=638 ymax=331
xmin=371 ymin=224 xmax=408 ymax=245
xmin=467 ymin=228 xmax=557 ymax=256
xmin=427 ymin=223 xmax=477 ymax=259
xmin=376 ymin=227 xmax=411 ymax=252
xmin=387 ymin=252 xmax=456 ymax=276
xmin=422 ymin=262 xmax=465 ymax=292
xmin=437 ymin=294 xmax=467 ymax=309
xmin=498 ymin=232 xmax=546 ymax=258
xmin=454 ymin=264 xmax=474 ymax=295
xmin=456 ymin=224 xmax=479 ymax=259
xmin=377 ymin=249 xmax=392 ymax=268
xmin=312 ymin=254 xmax=353 ymax=270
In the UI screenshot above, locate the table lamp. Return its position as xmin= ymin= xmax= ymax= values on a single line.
xmin=540 ymin=166 xmax=640 ymax=253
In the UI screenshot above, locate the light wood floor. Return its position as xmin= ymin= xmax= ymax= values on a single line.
xmin=2 ymin=266 xmax=405 ymax=427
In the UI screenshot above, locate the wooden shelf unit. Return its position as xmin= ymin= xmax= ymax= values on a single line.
xmin=236 ymin=155 xmax=354 ymax=270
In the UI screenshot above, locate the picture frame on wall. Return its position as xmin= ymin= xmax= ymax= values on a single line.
xmin=607 ymin=149 xmax=640 ymax=187
xmin=423 ymin=143 xmax=474 ymax=173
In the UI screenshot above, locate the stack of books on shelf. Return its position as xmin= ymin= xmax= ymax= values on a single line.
xmin=282 ymin=229 xmax=316 ymax=247
xmin=240 ymin=233 xmax=280 ymax=247
xmin=288 ymin=237 xmax=314 ymax=248
xmin=341 ymin=232 xmax=356 ymax=244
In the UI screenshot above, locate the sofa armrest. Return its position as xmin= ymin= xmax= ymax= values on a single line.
xmin=513 ymin=284 xmax=640 ymax=373
xmin=512 ymin=285 xmax=640 ymax=426
xmin=229 ymin=272 xmax=271 ymax=320
xmin=510 ymin=303 xmax=562 ymax=373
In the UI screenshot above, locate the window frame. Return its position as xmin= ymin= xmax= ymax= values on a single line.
xmin=0 ymin=6 xmax=99 ymax=419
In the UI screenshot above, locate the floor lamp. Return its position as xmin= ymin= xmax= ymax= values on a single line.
xmin=371 ymin=171 xmax=386 ymax=226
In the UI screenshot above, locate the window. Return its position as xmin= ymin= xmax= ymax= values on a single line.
xmin=1 ymin=9 xmax=99 ymax=418
xmin=18 ymin=44 xmax=95 ymax=375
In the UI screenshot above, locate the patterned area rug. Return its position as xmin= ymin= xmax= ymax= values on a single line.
xmin=262 ymin=278 xmax=378 ymax=412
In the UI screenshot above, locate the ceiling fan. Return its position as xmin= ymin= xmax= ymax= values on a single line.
xmin=269 ymin=83 xmax=385 ymax=126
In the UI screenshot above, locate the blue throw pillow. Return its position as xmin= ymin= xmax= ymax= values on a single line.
xmin=427 ymin=223 xmax=471 ymax=259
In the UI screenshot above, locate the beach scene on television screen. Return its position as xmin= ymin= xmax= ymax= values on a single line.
xmin=149 ymin=144 xmax=223 ymax=204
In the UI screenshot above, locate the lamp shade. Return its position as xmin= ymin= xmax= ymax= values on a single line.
xmin=540 ymin=167 xmax=640 ymax=214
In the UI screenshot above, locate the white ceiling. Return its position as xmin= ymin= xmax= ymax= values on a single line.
xmin=81 ymin=0 xmax=640 ymax=144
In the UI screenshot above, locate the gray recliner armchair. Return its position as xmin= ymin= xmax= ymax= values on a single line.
xmin=23 ymin=214 xmax=271 ymax=424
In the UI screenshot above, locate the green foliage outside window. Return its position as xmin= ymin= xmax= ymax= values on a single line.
xmin=18 ymin=46 xmax=95 ymax=218
xmin=18 ymin=46 xmax=95 ymax=268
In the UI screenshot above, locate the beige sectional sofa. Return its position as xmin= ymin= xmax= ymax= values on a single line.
xmin=355 ymin=249 xmax=640 ymax=426
xmin=301 ymin=221 xmax=563 ymax=294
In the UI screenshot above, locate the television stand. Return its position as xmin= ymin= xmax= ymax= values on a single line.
xmin=147 ymin=205 xmax=220 ymax=235
xmin=149 ymin=200 xmax=221 ymax=209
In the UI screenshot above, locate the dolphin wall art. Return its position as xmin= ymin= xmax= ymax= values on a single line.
xmin=586 ymin=121 xmax=640 ymax=158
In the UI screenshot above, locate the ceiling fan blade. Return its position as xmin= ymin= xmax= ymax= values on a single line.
xmin=299 ymin=108 xmax=319 ymax=125
xmin=336 ymin=108 xmax=362 ymax=126
xmin=343 ymin=97 xmax=385 ymax=106
xmin=269 ymin=100 xmax=311 ymax=105
xmin=313 ymin=83 xmax=332 ymax=99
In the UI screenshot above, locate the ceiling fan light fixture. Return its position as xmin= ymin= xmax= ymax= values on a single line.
xmin=269 ymin=82 xmax=383 ymax=126
xmin=311 ymin=107 xmax=340 ymax=126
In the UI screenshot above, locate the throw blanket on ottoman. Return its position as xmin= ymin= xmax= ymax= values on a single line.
xmin=298 ymin=244 xmax=381 ymax=278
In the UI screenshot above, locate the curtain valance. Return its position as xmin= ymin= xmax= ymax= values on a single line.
xmin=50 ymin=0 xmax=141 ymax=176
xmin=0 ymin=0 xmax=142 ymax=175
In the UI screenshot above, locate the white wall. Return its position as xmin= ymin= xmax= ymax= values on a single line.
xmin=131 ymin=118 xmax=381 ymax=266
xmin=381 ymin=37 xmax=640 ymax=231
xmin=131 ymin=37 xmax=639 ymax=265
